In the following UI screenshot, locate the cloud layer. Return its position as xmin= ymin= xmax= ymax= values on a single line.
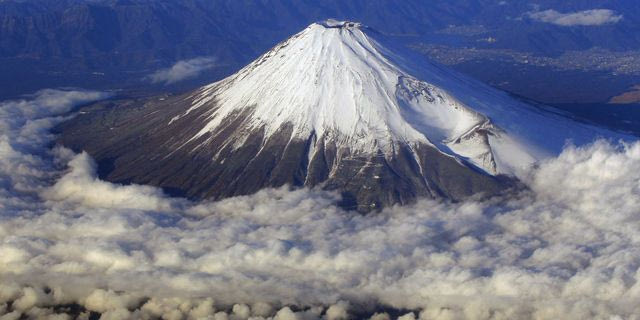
xmin=528 ymin=9 xmax=623 ymax=26
xmin=149 ymin=57 xmax=217 ymax=85
xmin=1 ymin=90 xmax=640 ymax=319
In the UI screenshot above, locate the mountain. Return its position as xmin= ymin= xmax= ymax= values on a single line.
xmin=57 ymin=20 xmax=627 ymax=211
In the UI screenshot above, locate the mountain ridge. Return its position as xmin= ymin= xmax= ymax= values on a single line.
xmin=2 ymin=0 xmax=640 ymax=101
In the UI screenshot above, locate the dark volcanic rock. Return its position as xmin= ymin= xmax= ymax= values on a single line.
xmin=56 ymin=94 xmax=514 ymax=212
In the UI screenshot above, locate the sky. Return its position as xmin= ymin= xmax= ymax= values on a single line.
xmin=0 ymin=89 xmax=639 ymax=320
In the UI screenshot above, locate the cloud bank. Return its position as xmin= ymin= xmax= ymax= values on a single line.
xmin=1 ymin=90 xmax=640 ymax=319
xmin=149 ymin=57 xmax=217 ymax=85
xmin=528 ymin=9 xmax=623 ymax=26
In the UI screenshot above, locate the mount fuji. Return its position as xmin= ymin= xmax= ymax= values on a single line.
xmin=57 ymin=20 xmax=627 ymax=211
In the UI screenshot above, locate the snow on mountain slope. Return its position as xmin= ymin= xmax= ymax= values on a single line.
xmin=170 ymin=19 xmax=624 ymax=177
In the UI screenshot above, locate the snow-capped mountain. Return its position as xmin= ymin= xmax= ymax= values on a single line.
xmin=58 ymin=20 xmax=626 ymax=211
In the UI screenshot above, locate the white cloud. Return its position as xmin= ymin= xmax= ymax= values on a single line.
xmin=149 ymin=57 xmax=217 ymax=85
xmin=528 ymin=9 xmax=623 ymax=26
xmin=325 ymin=301 xmax=349 ymax=320
xmin=1 ymin=90 xmax=640 ymax=319
xmin=42 ymin=151 xmax=183 ymax=211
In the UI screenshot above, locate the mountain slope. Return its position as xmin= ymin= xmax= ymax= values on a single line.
xmin=57 ymin=20 xmax=628 ymax=211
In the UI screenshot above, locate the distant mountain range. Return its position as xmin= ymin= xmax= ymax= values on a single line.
xmin=1 ymin=0 xmax=639 ymax=102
